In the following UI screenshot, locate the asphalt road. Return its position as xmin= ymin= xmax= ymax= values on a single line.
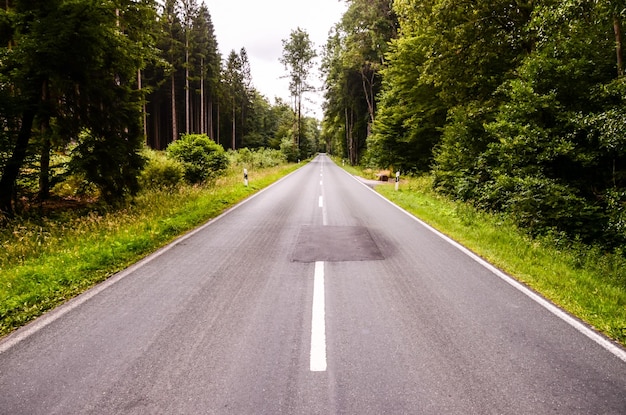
xmin=1 ymin=154 xmax=625 ymax=414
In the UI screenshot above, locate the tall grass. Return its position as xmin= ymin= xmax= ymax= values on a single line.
xmin=0 ymin=163 xmax=299 ymax=337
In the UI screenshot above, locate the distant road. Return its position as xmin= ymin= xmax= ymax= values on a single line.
xmin=1 ymin=154 xmax=625 ymax=414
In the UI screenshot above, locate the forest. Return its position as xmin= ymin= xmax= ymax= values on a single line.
xmin=2 ymin=0 xmax=626 ymax=250
xmin=0 ymin=0 xmax=320 ymax=217
xmin=322 ymin=0 xmax=626 ymax=249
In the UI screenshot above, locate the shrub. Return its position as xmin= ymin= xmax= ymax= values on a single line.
xmin=52 ymin=174 xmax=99 ymax=198
xmin=140 ymin=149 xmax=184 ymax=189
xmin=280 ymin=137 xmax=299 ymax=163
xmin=69 ymin=128 xmax=145 ymax=204
xmin=166 ymin=134 xmax=229 ymax=184
xmin=229 ymin=147 xmax=286 ymax=168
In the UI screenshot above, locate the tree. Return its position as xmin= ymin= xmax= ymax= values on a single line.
xmin=180 ymin=0 xmax=198 ymax=135
xmin=477 ymin=0 xmax=626 ymax=244
xmin=191 ymin=4 xmax=220 ymax=138
xmin=145 ymin=0 xmax=221 ymax=148
xmin=321 ymin=0 xmax=397 ymax=165
xmin=368 ymin=31 xmax=445 ymax=172
xmin=222 ymin=50 xmax=244 ymax=150
xmin=280 ymin=27 xmax=317 ymax=153
xmin=419 ymin=0 xmax=533 ymax=182
xmin=0 ymin=0 xmax=154 ymax=215
xmin=160 ymin=0 xmax=184 ymax=142
xmin=340 ymin=0 xmax=397 ymax=130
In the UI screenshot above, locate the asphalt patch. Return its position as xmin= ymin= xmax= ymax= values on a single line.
xmin=292 ymin=225 xmax=384 ymax=262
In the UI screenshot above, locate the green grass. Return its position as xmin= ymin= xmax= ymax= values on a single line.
xmin=0 ymin=163 xmax=300 ymax=337
xmin=371 ymin=174 xmax=626 ymax=346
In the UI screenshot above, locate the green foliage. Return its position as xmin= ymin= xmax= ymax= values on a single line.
xmin=368 ymin=32 xmax=445 ymax=173
xmin=166 ymin=134 xmax=229 ymax=183
xmin=0 ymin=0 xmax=155 ymax=213
xmin=140 ymin=149 xmax=184 ymax=189
xmin=353 ymin=0 xmax=626 ymax=248
xmin=69 ymin=129 xmax=145 ymax=203
xmin=228 ymin=148 xmax=286 ymax=169
xmin=465 ymin=2 xmax=626 ymax=244
xmin=280 ymin=27 xmax=317 ymax=153
xmin=52 ymin=174 xmax=99 ymax=199
xmin=433 ymin=102 xmax=496 ymax=201
xmin=280 ymin=27 xmax=317 ymax=100
xmin=280 ymin=138 xmax=299 ymax=163
xmin=321 ymin=0 xmax=397 ymax=165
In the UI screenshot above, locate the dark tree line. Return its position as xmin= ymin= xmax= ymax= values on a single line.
xmin=146 ymin=1 xmax=320 ymax=154
xmin=0 ymin=0 xmax=320 ymax=217
xmin=321 ymin=0 xmax=398 ymax=165
xmin=0 ymin=0 xmax=154 ymax=214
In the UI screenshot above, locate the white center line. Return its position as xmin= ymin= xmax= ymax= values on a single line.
xmin=310 ymin=261 xmax=327 ymax=372
xmin=318 ymin=195 xmax=323 ymax=208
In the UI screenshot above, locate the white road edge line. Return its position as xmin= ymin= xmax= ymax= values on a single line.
xmin=0 ymin=165 xmax=308 ymax=355
xmin=310 ymin=261 xmax=327 ymax=372
xmin=344 ymin=167 xmax=626 ymax=364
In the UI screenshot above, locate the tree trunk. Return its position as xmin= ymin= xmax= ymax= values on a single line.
xmin=185 ymin=35 xmax=190 ymax=134
xmin=139 ymin=69 xmax=147 ymax=143
xmin=0 ymin=108 xmax=36 ymax=216
xmin=38 ymin=132 xmax=51 ymax=201
xmin=231 ymin=99 xmax=236 ymax=150
xmin=297 ymin=93 xmax=302 ymax=149
xmin=38 ymin=79 xmax=51 ymax=201
xmin=345 ymin=106 xmax=357 ymax=165
xmin=361 ymin=66 xmax=376 ymax=127
xmin=216 ymin=100 xmax=220 ymax=145
xmin=200 ymin=58 xmax=205 ymax=135
xmin=171 ymin=74 xmax=178 ymax=141
xmin=241 ymin=100 xmax=245 ymax=148
xmin=208 ymin=99 xmax=213 ymax=140
xmin=614 ymin=14 xmax=623 ymax=78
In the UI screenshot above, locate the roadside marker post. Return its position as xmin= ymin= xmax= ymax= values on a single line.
xmin=395 ymin=171 xmax=400 ymax=191
xmin=244 ymin=168 xmax=248 ymax=187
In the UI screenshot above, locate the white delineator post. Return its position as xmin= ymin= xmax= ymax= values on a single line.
xmin=395 ymin=171 xmax=400 ymax=191
xmin=243 ymin=168 xmax=248 ymax=187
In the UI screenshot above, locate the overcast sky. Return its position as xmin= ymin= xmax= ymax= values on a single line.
xmin=202 ymin=0 xmax=348 ymax=118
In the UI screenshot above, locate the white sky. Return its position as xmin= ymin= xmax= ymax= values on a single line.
xmin=202 ymin=0 xmax=348 ymax=119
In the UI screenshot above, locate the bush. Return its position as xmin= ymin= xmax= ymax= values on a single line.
xmin=280 ymin=137 xmax=299 ymax=163
xmin=489 ymin=174 xmax=604 ymax=241
xmin=166 ymin=134 xmax=229 ymax=184
xmin=52 ymin=174 xmax=99 ymax=198
xmin=229 ymin=147 xmax=286 ymax=168
xmin=69 ymin=128 xmax=145 ymax=204
xmin=140 ymin=149 xmax=184 ymax=189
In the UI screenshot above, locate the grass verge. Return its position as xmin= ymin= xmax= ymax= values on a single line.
xmin=0 ymin=163 xmax=300 ymax=338
xmin=349 ymin=166 xmax=626 ymax=347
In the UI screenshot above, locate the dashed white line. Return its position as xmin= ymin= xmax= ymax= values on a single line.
xmin=310 ymin=261 xmax=327 ymax=372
